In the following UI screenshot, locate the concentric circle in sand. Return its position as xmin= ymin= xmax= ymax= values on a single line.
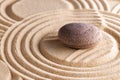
xmin=1 ymin=10 xmax=120 ymax=80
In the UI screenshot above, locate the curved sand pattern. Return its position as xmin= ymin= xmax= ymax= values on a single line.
xmin=1 ymin=0 xmax=120 ymax=26
xmin=0 ymin=0 xmax=12 ymax=42
xmin=12 ymin=0 xmax=73 ymax=18
xmin=0 ymin=0 xmax=73 ymax=21
xmin=112 ymin=3 xmax=120 ymax=14
xmin=0 ymin=0 xmax=120 ymax=80
xmin=0 ymin=0 xmax=72 ymax=46
xmin=109 ymin=0 xmax=120 ymax=14
xmin=0 ymin=0 xmax=119 ymax=30
xmin=67 ymin=0 xmax=110 ymax=11
xmin=1 ymin=10 xmax=120 ymax=80
xmin=0 ymin=0 xmax=16 ymax=24
xmin=0 ymin=0 xmax=111 ymax=21
xmin=0 ymin=60 xmax=11 ymax=80
xmin=40 ymin=31 xmax=118 ymax=67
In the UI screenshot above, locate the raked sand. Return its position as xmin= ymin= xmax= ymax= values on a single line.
xmin=0 ymin=0 xmax=120 ymax=80
xmin=0 ymin=9 xmax=120 ymax=80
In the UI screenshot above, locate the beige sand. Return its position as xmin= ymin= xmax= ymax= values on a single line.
xmin=1 ymin=0 xmax=119 ymax=23
xmin=0 ymin=0 xmax=120 ymax=80
xmin=0 ymin=10 xmax=120 ymax=80
xmin=0 ymin=60 xmax=11 ymax=80
xmin=40 ymin=31 xmax=118 ymax=67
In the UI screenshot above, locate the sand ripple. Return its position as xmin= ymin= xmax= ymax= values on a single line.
xmin=1 ymin=10 xmax=120 ymax=80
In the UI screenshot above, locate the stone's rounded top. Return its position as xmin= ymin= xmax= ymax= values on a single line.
xmin=58 ymin=23 xmax=102 ymax=49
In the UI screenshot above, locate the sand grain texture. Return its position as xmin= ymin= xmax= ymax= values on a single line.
xmin=0 ymin=10 xmax=120 ymax=80
xmin=0 ymin=60 xmax=11 ymax=80
xmin=0 ymin=0 xmax=120 ymax=80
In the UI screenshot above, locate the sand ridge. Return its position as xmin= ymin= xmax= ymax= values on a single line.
xmin=0 ymin=0 xmax=114 ymax=22
xmin=0 ymin=0 xmax=120 ymax=80
xmin=0 ymin=10 xmax=120 ymax=80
